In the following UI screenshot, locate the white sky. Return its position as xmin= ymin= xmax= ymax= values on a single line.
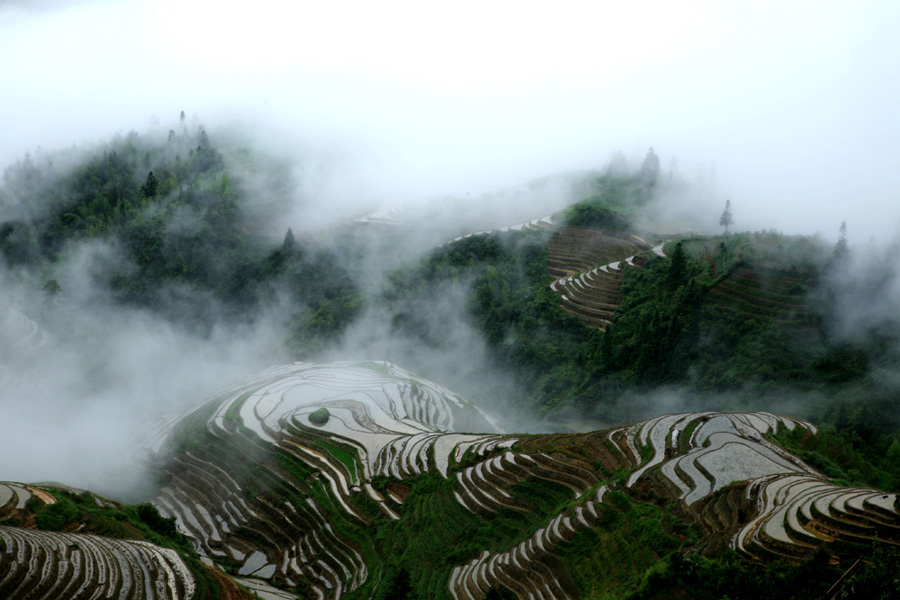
xmin=1 ymin=0 xmax=899 ymax=241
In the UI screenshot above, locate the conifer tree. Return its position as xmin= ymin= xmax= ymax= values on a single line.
xmin=141 ymin=171 xmax=158 ymax=197
xmin=833 ymin=221 xmax=849 ymax=262
xmin=667 ymin=242 xmax=687 ymax=290
xmin=719 ymin=199 xmax=733 ymax=234
xmin=640 ymin=147 xmax=660 ymax=185
xmin=283 ymin=227 xmax=296 ymax=254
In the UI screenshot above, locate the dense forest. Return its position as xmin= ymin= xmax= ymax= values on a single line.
xmin=0 ymin=122 xmax=361 ymax=355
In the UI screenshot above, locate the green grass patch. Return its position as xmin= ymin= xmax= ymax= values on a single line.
xmin=316 ymin=439 xmax=360 ymax=485
xmin=225 ymin=390 xmax=254 ymax=424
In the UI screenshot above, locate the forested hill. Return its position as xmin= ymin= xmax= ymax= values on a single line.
xmin=374 ymin=181 xmax=900 ymax=492
xmin=0 ymin=121 xmax=361 ymax=355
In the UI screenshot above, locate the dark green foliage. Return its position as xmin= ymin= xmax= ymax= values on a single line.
xmin=0 ymin=124 xmax=362 ymax=355
xmin=34 ymin=497 xmax=79 ymax=531
xmin=373 ymin=186 xmax=900 ymax=443
xmin=771 ymin=424 xmax=896 ymax=491
xmin=813 ymin=343 xmax=869 ymax=382
xmin=372 ymin=567 xmax=416 ymax=600
xmin=625 ymin=549 xmax=839 ymax=600
xmin=555 ymin=174 xmax=649 ymax=228
xmin=484 ymin=586 xmax=517 ymax=600
xmin=341 ymin=468 xmax=586 ymax=599
xmin=309 ymin=407 xmax=330 ymax=425
xmin=553 ymin=491 xmax=686 ymax=598
xmin=594 ymin=253 xmax=706 ymax=386
xmin=385 ymin=229 xmax=604 ymax=415
xmin=666 ymin=242 xmax=687 ymax=290
xmin=384 ymin=221 xmax=853 ymax=421
xmin=841 ymin=541 xmax=900 ymax=598
xmin=28 ymin=488 xmax=192 ymax=553
xmin=141 ymin=170 xmax=158 ymax=197
xmin=136 ymin=502 xmax=180 ymax=538
xmin=561 ymin=201 xmax=631 ymax=230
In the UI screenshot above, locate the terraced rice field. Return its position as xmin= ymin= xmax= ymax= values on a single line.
xmin=0 ymin=483 xmax=198 ymax=600
xmin=440 ymin=222 xmax=662 ymax=330
xmin=704 ymin=265 xmax=818 ymax=331
xmin=444 ymin=216 xmax=556 ymax=246
xmin=5 ymin=354 xmax=899 ymax=600
xmin=4 ymin=362 xmax=893 ymax=599
xmin=545 ymin=227 xmax=652 ymax=278
xmin=139 ymin=361 xmax=514 ymax=596
xmin=546 ymin=227 xmax=662 ymax=329
xmin=131 ymin=362 xmax=900 ymax=599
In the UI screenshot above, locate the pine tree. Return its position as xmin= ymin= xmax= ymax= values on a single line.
xmin=141 ymin=171 xmax=158 ymax=197
xmin=640 ymin=147 xmax=660 ymax=186
xmin=719 ymin=200 xmax=733 ymax=234
xmin=833 ymin=221 xmax=849 ymax=263
xmin=283 ymin=228 xmax=296 ymax=254
xmin=667 ymin=242 xmax=687 ymax=290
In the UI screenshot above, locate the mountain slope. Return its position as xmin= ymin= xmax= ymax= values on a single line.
xmin=127 ymin=364 xmax=900 ymax=599
xmin=0 ymin=482 xmax=250 ymax=599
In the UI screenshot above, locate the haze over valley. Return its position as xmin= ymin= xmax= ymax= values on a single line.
xmin=2 ymin=1 xmax=900 ymax=599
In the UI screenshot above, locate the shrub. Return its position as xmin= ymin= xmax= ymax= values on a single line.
xmin=35 ymin=497 xmax=79 ymax=531
xmin=309 ymin=407 xmax=330 ymax=425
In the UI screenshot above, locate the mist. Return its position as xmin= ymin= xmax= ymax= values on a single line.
xmin=2 ymin=0 xmax=900 ymax=492
xmin=2 ymin=1 xmax=900 ymax=240
xmin=0 ymin=242 xmax=292 ymax=494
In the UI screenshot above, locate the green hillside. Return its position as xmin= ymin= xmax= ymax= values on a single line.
xmin=0 ymin=124 xmax=361 ymax=354
xmin=380 ymin=188 xmax=900 ymax=488
xmin=2 ymin=124 xmax=900 ymax=598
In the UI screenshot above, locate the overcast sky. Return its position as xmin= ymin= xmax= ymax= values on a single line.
xmin=1 ymin=0 xmax=899 ymax=241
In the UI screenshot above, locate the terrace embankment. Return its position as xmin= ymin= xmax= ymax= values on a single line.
xmin=547 ymin=227 xmax=661 ymax=329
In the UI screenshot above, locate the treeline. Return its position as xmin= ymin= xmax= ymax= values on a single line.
xmin=0 ymin=121 xmax=361 ymax=355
